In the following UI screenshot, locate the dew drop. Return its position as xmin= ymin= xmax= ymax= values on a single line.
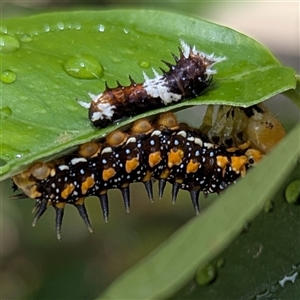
xmin=0 ymin=106 xmax=12 ymax=120
xmin=1 ymin=70 xmax=17 ymax=84
xmin=123 ymin=28 xmax=129 ymax=34
xmin=0 ymin=34 xmax=20 ymax=54
xmin=63 ymin=54 xmax=104 ymax=79
xmin=57 ymin=22 xmax=64 ymax=30
xmin=139 ymin=61 xmax=150 ymax=68
xmin=0 ymin=26 xmax=8 ymax=34
xmin=73 ymin=22 xmax=81 ymax=30
xmin=44 ymin=24 xmax=50 ymax=32
xmin=98 ymin=24 xmax=105 ymax=32
xmin=216 ymin=257 xmax=225 ymax=269
xmin=195 ymin=263 xmax=217 ymax=286
xmin=263 ymin=200 xmax=274 ymax=212
xmin=19 ymin=33 xmax=32 ymax=43
xmin=285 ymin=179 xmax=300 ymax=204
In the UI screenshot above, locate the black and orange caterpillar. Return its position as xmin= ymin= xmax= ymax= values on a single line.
xmin=12 ymin=104 xmax=285 ymax=239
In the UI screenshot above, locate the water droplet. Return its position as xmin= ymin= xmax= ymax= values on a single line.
xmin=123 ymin=28 xmax=129 ymax=34
xmin=216 ymin=257 xmax=225 ymax=269
xmin=139 ymin=61 xmax=150 ymax=68
xmin=63 ymin=54 xmax=104 ymax=79
xmin=0 ymin=26 xmax=8 ymax=34
xmin=1 ymin=70 xmax=17 ymax=84
xmin=0 ymin=34 xmax=20 ymax=54
xmin=44 ymin=24 xmax=50 ymax=32
xmin=285 ymin=179 xmax=300 ymax=204
xmin=0 ymin=106 xmax=12 ymax=120
xmin=57 ymin=22 xmax=64 ymax=30
xmin=195 ymin=263 xmax=217 ymax=286
xmin=73 ymin=22 xmax=81 ymax=30
xmin=98 ymin=24 xmax=105 ymax=32
xmin=263 ymin=200 xmax=274 ymax=212
xmin=19 ymin=33 xmax=32 ymax=43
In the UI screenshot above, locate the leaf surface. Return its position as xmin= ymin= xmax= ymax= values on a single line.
xmin=0 ymin=10 xmax=296 ymax=179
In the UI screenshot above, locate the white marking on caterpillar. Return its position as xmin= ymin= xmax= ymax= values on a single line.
xmin=91 ymin=103 xmax=116 ymax=121
xmin=70 ymin=158 xmax=87 ymax=165
xmin=142 ymin=75 xmax=182 ymax=105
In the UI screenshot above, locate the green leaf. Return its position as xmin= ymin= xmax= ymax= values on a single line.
xmin=0 ymin=10 xmax=297 ymax=179
xmin=98 ymin=122 xmax=300 ymax=300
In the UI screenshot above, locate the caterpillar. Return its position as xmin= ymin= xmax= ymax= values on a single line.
xmin=12 ymin=104 xmax=285 ymax=239
xmin=78 ymin=40 xmax=226 ymax=128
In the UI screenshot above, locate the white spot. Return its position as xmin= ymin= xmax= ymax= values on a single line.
xmin=177 ymin=131 xmax=187 ymax=138
xmin=151 ymin=130 xmax=161 ymax=137
xmin=152 ymin=68 xmax=160 ymax=78
xmin=77 ymin=100 xmax=91 ymax=109
xmin=91 ymin=102 xmax=116 ymax=121
xmin=143 ymin=76 xmax=182 ymax=105
xmin=179 ymin=39 xmax=227 ymax=79
xmin=101 ymin=147 xmax=112 ymax=154
xmin=126 ymin=137 xmax=136 ymax=145
xmin=204 ymin=142 xmax=214 ymax=149
xmin=71 ymin=157 xmax=87 ymax=165
xmin=142 ymin=71 xmax=149 ymax=81
xmin=88 ymin=92 xmax=102 ymax=102
xmin=194 ymin=138 xmax=203 ymax=147
xmin=179 ymin=40 xmax=191 ymax=58
xmin=58 ymin=165 xmax=69 ymax=171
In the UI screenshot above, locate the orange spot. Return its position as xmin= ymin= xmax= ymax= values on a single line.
xmin=142 ymin=170 xmax=153 ymax=182
xmin=149 ymin=151 xmax=162 ymax=168
xmin=159 ymin=169 xmax=170 ymax=179
xmin=168 ymin=149 xmax=184 ymax=168
xmin=245 ymin=149 xmax=263 ymax=164
xmin=30 ymin=186 xmax=42 ymax=198
xmin=74 ymin=197 xmax=85 ymax=206
xmin=226 ymin=147 xmax=239 ymax=153
xmin=231 ymin=156 xmax=248 ymax=177
xmin=61 ymin=183 xmax=75 ymax=199
xmin=55 ymin=202 xmax=66 ymax=209
xmin=131 ymin=119 xmax=153 ymax=135
xmin=238 ymin=140 xmax=251 ymax=150
xmin=186 ymin=159 xmax=200 ymax=173
xmin=78 ymin=142 xmax=101 ymax=157
xmin=102 ymin=168 xmax=116 ymax=181
xmin=217 ymin=155 xmax=229 ymax=177
xmin=126 ymin=157 xmax=140 ymax=173
xmin=155 ymin=112 xmax=179 ymax=130
xmin=81 ymin=176 xmax=95 ymax=194
xmin=106 ymin=130 xmax=127 ymax=146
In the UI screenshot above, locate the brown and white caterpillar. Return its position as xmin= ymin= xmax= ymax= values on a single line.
xmin=78 ymin=40 xmax=226 ymax=128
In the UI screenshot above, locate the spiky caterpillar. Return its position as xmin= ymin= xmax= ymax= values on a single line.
xmin=78 ymin=40 xmax=226 ymax=128
xmin=12 ymin=105 xmax=285 ymax=239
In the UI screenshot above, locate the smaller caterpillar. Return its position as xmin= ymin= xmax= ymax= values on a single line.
xmin=78 ymin=40 xmax=226 ymax=128
xmin=12 ymin=104 xmax=285 ymax=239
